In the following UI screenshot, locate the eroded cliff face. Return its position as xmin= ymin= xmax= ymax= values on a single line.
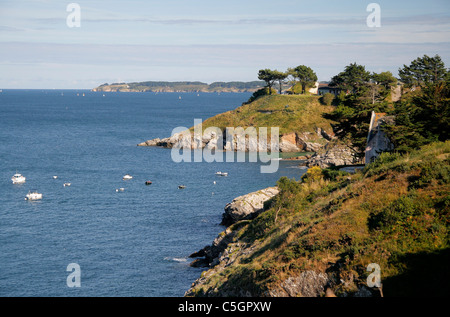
xmin=304 ymin=142 xmax=362 ymax=168
xmin=138 ymin=128 xmax=334 ymax=153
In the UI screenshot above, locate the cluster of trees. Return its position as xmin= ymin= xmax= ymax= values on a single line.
xmin=257 ymin=65 xmax=318 ymax=95
xmin=326 ymin=54 xmax=449 ymax=156
xmin=385 ymin=55 xmax=449 ymax=153
xmin=255 ymin=54 xmax=448 ymax=157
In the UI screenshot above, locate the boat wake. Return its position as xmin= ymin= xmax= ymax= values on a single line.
xmin=164 ymin=257 xmax=188 ymax=263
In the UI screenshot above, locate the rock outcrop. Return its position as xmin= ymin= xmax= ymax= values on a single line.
xmin=189 ymin=186 xmax=279 ymax=268
xmin=138 ymin=128 xmax=333 ymax=153
xmin=305 ymin=142 xmax=361 ymax=168
xmin=221 ymin=187 xmax=279 ymax=226
xmin=267 ymin=271 xmax=330 ymax=297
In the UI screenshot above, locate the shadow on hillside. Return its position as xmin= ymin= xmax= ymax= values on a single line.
xmin=382 ymin=248 xmax=450 ymax=297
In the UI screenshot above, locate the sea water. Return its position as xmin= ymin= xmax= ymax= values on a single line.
xmin=0 ymin=90 xmax=306 ymax=297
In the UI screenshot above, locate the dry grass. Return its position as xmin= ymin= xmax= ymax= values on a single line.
xmin=188 ymin=141 xmax=450 ymax=297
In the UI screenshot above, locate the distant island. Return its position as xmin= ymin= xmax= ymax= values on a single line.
xmin=92 ymin=81 xmax=266 ymax=93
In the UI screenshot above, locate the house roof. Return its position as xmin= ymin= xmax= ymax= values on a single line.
xmin=318 ymin=86 xmax=340 ymax=90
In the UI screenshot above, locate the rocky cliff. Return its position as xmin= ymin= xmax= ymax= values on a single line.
xmin=303 ymin=141 xmax=362 ymax=168
xmin=185 ymin=141 xmax=450 ymax=297
xmin=138 ymin=128 xmax=332 ymax=153
xmin=189 ymin=187 xmax=279 ymax=268
xmin=138 ymin=94 xmax=338 ymax=155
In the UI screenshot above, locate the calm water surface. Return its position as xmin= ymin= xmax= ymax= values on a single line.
xmin=0 ymin=90 xmax=306 ymax=296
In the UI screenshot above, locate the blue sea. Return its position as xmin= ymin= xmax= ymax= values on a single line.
xmin=0 ymin=90 xmax=306 ymax=297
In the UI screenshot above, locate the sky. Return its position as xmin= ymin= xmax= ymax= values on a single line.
xmin=0 ymin=0 xmax=449 ymax=89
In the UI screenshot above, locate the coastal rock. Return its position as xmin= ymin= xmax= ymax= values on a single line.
xmin=279 ymin=133 xmax=300 ymax=152
xmin=267 ymin=271 xmax=330 ymax=297
xmin=304 ymin=142 xmax=323 ymax=152
xmin=296 ymin=132 xmax=326 ymax=152
xmin=221 ymin=186 xmax=279 ymax=226
xmin=305 ymin=143 xmax=359 ymax=168
xmin=189 ymin=186 xmax=280 ymax=269
xmin=189 ymin=227 xmax=237 ymax=268
xmin=137 ymin=129 xmax=332 ymax=153
xmin=137 ymin=138 xmax=160 ymax=146
xmin=315 ymin=127 xmax=335 ymax=141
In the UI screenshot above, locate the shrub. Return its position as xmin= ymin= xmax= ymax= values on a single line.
xmin=277 ymin=176 xmax=302 ymax=194
xmin=245 ymin=87 xmax=277 ymax=104
xmin=363 ymin=151 xmax=402 ymax=177
xmin=321 ymin=93 xmax=335 ymax=106
xmin=301 ymin=166 xmax=323 ymax=183
xmin=322 ymin=168 xmax=350 ymax=181
xmin=409 ymin=158 xmax=450 ymax=189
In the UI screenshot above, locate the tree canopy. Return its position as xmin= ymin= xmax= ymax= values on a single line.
xmin=330 ymin=63 xmax=371 ymax=94
xmin=258 ymin=69 xmax=278 ymax=95
xmin=253 ymin=55 xmax=448 ymax=158
xmin=288 ymin=65 xmax=318 ymax=94
xmin=398 ymin=54 xmax=447 ymax=87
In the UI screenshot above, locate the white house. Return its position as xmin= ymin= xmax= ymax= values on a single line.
xmin=318 ymin=83 xmax=341 ymax=96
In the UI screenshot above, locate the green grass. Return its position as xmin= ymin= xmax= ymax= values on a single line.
xmin=196 ymin=94 xmax=335 ymax=136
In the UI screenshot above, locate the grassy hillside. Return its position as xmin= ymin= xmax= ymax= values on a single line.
xmin=187 ymin=141 xmax=450 ymax=297
xmin=196 ymin=94 xmax=335 ymax=136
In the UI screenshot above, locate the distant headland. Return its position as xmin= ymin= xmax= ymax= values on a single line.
xmin=92 ymin=81 xmax=266 ymax=93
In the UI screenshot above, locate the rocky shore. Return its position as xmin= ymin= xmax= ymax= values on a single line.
xmin=139 ymin=128 xmax=360 ymax=168
xmin=138 ymin=127 xmax=335 ymax=153
xmin=188 ymin=187 xmax=279 ymax=268
xmin=185 ymin=185 xmax=374 ymax=297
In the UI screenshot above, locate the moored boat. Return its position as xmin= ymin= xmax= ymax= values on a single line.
xmin=25 ymin=191 xmax=42 ymax=201
xmin=11 ymin=173 xmax=26 ymax=184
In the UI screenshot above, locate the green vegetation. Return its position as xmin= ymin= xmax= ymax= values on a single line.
xmin=325 ymin=55 xmax=448 ymax=158
xmin=320 ymin=92 xmax=335 ymax=106
xmin=384 ymin=55 xmax=450 ymax=153
xmin=324 ymin=63 xmax=398 ymax=158
xmin=398 ymin=54 xmax=447 ymax=87
xmin=287 ymin=65 xmax=318 ymax=94
xmin=189 ymin=141 xmax=450 ymax=297
xmin=257 ymin=65 xmax=318 ymax=96
xmin=185 ymin=54 xmax=450 ymax=298
xmin=196 ymin=94 xmax=335 ymax=136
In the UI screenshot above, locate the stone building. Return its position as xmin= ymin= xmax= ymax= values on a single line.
xmin=365 ymin=111 xmax=394 ymax=164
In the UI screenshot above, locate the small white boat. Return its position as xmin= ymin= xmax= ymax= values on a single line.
xmin=215 ymin=172 xmax=228 ymax=176
xmin=116 ymin=188 xmax=125 ymax=192
xmin=11 ymin=173 xmax=26 ymax=184
xmin=25 ymin=191 xmax=42 ymax=201
xmin=123 ymin=174 xmax=133 ymax=180
xmin=63 ymin=183 xmax=71 ymax=187
xmin=53 ymin=176 xmax=58 ymax=179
